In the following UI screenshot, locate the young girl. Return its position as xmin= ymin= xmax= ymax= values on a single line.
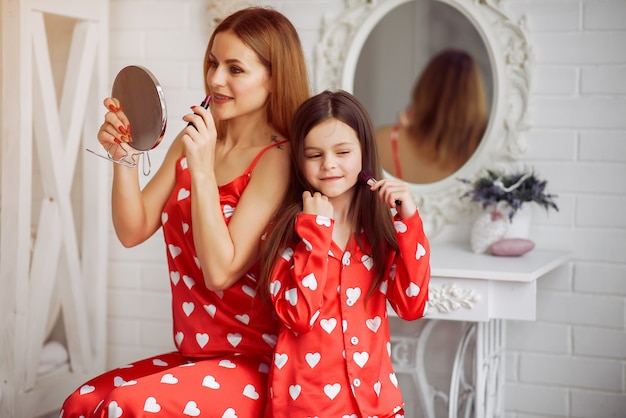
xmin=61 ymin=7 xmax=310 ymax=417
xmin=259 ymin=90 xmax=431 ymax=417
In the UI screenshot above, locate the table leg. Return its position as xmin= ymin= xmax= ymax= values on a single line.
xmin=391 ymin=318 xmax=506 ymax=418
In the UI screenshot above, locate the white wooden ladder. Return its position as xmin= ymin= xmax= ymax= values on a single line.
xmin=1 ymin=1 xmax=109 ymax=416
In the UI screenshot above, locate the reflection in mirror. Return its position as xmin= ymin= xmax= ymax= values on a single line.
xmin=314 ymin=0 xmax=532 ymax=236
xmin=354 ymin=0 xmax=492 ymax=184
xmin=87 ymin=65 xmax=167 ymax=174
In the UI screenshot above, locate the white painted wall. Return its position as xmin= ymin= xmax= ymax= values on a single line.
xmin=99 ymin=0 xmax=626 ymax=417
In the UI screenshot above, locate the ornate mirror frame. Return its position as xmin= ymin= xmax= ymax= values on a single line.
xmin=315 ymin=0 xmax=533 ymax=236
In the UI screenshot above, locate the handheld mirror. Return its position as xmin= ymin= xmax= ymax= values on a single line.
xmin=87 ymin=65 xmax=167 ymax=174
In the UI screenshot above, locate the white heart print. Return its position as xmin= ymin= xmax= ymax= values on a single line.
xmin=160 ymin=373 xmax=178 ymax=384
xmin=144 ymin=396 xmax=161 ymax=412
xmin=168 ymin=244 xmax=182 ymax=258
xmin=177 ymin=188 xmax=190 ymax=201
xmin=218 ymin=359 xmax=236 ymax=368
xmin=202 ymin=375 xmax=220 ymax=389
xmin=366 ymin=316 xmax=381 ymax=333
xmin=223 ymin=204 xmax=235 ymax=218
xmin=270 ymin=281 xmax=281 ymax=297
xmin=182 ymin=302 xmax=195 ymax=317
xmin=405 ymin=282 xmax=420 ymax=297
xmin=346 ymin=287 xmax=361 ymax=306
xmin=108 ymin=401 xmax=123 ymax=418
xmin=241 ymin=285 xmax=256 ymax=298
xmin=416 ymin=242 xmax=426 ymax=259
xmin=393 ymin=220 xmax=408 ymax=233
xmin=170 ymin=271 xmax=181 ymax=285
xmin=235 ymin=314 xmax=250 ymax=324
xmin=196 ymin=333 xmax=209 ymax=348
xmin=302 ymin=273 xmax=318 ymax=290
xmin=243 ymin=384 xmax=259 ymax=400
xmin=289 ymin=384 xmax=302 ymax=400
xmin=379 ymin=280 xmax=388 ymax=295
xmin=285 ymin=288 xmax=298 ymax=306
xmin=262 ymin=333 xmax=277 ymax=347
xmin=315 ymin=215 xmax=331 ymax=227
xmin=361 ymin=255 xmax=373 ymax=271
xmin=79 ymin=384 xmax=95 ymax=395
xmin=204 ymin=304 xmax=216 ymax=318
xmin=221 ymin=408 xmax=237 ymax=418
xmin=274 ymin=352 xmax=288 ymax=369
xmin=320 ymin=318 xmax=337 ymax=334
xmin=305 ymin=352 xmax=321 ymax=368
xmin=227 ymin=333 xmax=242 ymax=347
xmin=281 ymin=247 xmax=294 ymax=261
xmin=353 ymin=351 xmax=369 ymax=368
xmin=183 ymin=400 xmax=200 ymax=416
xmin=324 ymin=383 xmax=341 ymax=400
xmin=183 ymin=275 xmax=195 ymax=289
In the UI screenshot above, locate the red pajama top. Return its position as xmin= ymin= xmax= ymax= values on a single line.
xmin=268 ymin=211 xmax=430 ymax=417
xmin=161 ymin=143 xmax=283 ymax=359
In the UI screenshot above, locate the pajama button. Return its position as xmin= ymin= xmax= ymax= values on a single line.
xmin=351 ymin=336 xmax=359 ymax=345
xmin=353 ymin=378 xmax=361 ymax=387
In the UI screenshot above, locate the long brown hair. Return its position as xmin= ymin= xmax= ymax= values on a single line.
xmin=202 ymin=6 xmax=310 ymax=138
xmin=408 ymin=49 xmax=487 ymax=163
xmin=258 ymin=90 xmax=399 ymax=302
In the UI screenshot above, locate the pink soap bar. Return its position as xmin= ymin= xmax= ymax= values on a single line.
xmin=489 ymin=238 xmax=535 ymax=257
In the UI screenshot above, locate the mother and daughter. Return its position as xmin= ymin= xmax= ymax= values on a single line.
xmin=61 ymin=6 xmax=429 ymax=418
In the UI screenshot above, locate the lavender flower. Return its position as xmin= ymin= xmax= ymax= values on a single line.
xmin=459 ymin=169 xmax=559 ymax=220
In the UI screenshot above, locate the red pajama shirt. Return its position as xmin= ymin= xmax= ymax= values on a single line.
xmin=268 ymin=211 xmax=430 ymax=418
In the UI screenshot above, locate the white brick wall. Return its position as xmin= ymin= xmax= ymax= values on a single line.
xmin=105 ymin=0 xmax=626 ymax=416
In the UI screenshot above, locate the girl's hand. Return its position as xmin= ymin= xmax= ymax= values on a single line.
xmin=97 ymin=97 xmax=132 ymax=160
xmin=302 ymin=191 xmax=334 ymax=218
xmin=181 ymin=103 xmax=218 ymax=178
xmin=370 ymin=178 xmax=417 ymax=218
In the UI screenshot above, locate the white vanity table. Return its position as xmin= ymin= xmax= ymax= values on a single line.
xmin=389 ymin=244 xmax=571 ymax=418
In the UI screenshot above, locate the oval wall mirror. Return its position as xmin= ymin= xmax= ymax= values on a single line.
xmin=354 ymin=0 xmax=492 ymax=185
xmin=315 ymin=0 xmax=532 ymax=236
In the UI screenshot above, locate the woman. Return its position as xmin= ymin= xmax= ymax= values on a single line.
xmin=376 ymin=49 xmax=488 ymax=184
xmin=61 ymin=6 xmax=309 ymax=417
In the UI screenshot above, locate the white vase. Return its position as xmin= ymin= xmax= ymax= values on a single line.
xmin=470 ymin=210 xmax=508 ymax=253
xmin=502 ymin=204 xmax=532 ymax=239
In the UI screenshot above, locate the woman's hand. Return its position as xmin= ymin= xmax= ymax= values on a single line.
xmin=97 ymin=97 xmax=132 ymax=160
xmin=369 ymin=178 xmax=417 ymax=218
xmin=181 ymin=103 xmax=218 ymax=179
xmin=302 ymin=191 xmax=334 ymax=219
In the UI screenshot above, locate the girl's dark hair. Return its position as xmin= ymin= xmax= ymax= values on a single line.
xmin=258 ymin=90 xmax=399 ymax=302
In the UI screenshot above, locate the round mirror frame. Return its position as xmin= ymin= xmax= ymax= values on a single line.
xmin=314 ymin=0 xmax=533 ymax=236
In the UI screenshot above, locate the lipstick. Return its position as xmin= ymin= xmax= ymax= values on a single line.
xmin=358 ymin=169 xmax=402 ymax=206
xmin=187 ymin=94 xmax=211 ymax=127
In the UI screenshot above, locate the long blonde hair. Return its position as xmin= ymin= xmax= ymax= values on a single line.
xmin=408 ymin=49 xmax=487 ymax=163
xmin=202 ymin=6 xmax=310 ymax=138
